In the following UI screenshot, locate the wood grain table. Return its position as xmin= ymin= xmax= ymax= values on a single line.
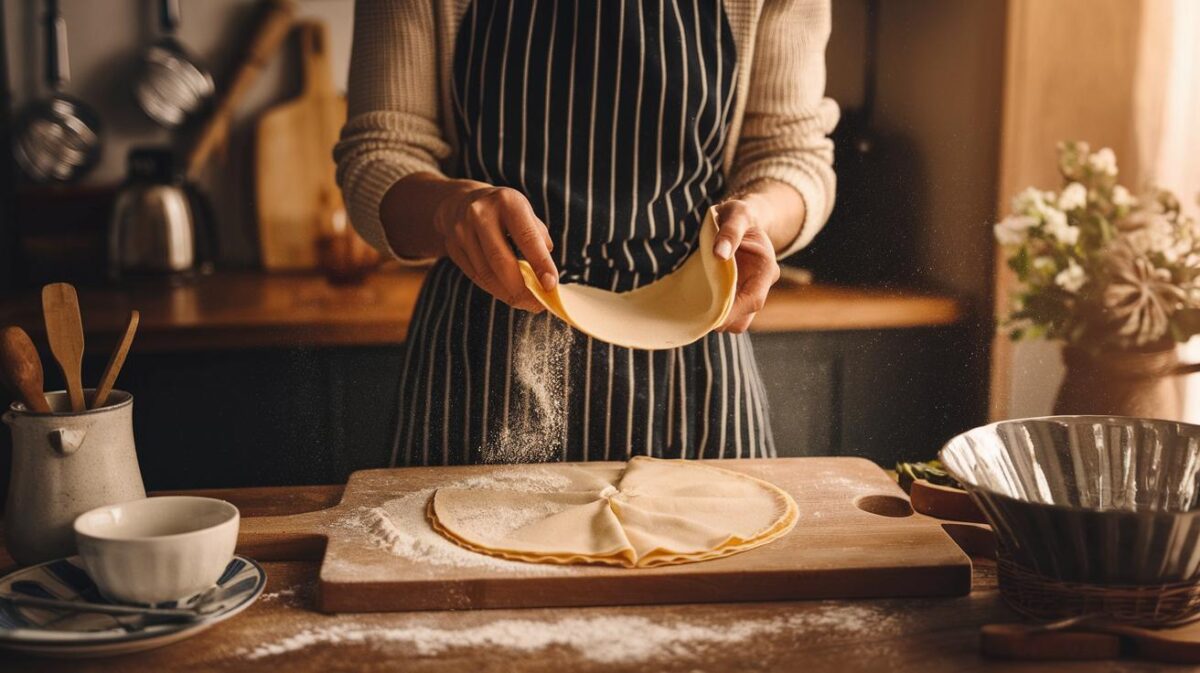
xmin=2 ymin=485 xmax=1165 ymax=673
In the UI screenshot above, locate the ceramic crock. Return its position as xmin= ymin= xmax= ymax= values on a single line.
xmin=3 ymin=390 xmax=146 ymax=566
xmin=1053 ymin=346 xmax=1195 ymax=420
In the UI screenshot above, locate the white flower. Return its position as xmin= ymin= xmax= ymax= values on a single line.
xmin=1088 ymin=147 xmax=1118 ymax=176
xmin=994 ymin=215 xmax=1037 ymax=246
xmin=1055 ymin=260 xmax=1086 ymax=293
xmin=1058 ymin=182 xmax=1088 ymax=211
xmin=1042 ymin=207 xmax=1080 ymax=245
xmin=1033 ymin=256 xmax=1058 ymax=275
xmin=1112 ymin=185 xmax=1134 ymax=208
xmin=1012 ymin=187 xmax=1047 ymax=215
xmin=1057 ymin=225 xmax=1081 ymax=246
xmin=1124 ymin=213 xmax=1176 ymax=259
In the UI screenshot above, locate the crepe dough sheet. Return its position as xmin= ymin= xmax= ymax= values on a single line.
xmin=429 ymin=457 xmax=798 ymax=568
xmin=517 ymin=207 xmax=737 ymax=350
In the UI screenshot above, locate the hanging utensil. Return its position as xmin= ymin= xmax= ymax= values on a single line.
xmin=41 ymin=283 xmax=86 ymax=412
xmin=12 ymin=0 xmax=102 ymax=183
xmin=0 ymin=326 xmax=51 ymax=413
xmin=134 ymin=0 xmax=214 ymax=128
xmin=91 ymin=310 xmax=138 ymax=409
xmin=186 ymin=0 xmax=295 ymax=180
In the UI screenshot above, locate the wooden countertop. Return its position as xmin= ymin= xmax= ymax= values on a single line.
xmin=0 ymin=484 xmax=1136 ymax=673
xmin=0 ymin=269 xmax=962 ymax=352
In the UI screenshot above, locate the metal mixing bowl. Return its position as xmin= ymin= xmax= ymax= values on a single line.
xmin=940 ymin=416 xmax=1200 ymax=585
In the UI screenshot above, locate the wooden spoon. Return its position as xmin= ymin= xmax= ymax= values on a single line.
xmin=42 ymin=283 xmax=86 ymax=412
xmin=0 ymin=326 xmax=51 ymax=413
xmin=91 ymin=310 xmax=139 ymax=409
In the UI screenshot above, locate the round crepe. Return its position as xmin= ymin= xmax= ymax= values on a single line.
xmin=517 ymin=207 xmax=736 ymax=350
xmin=429 ymin=457 xmax=798 ymax=568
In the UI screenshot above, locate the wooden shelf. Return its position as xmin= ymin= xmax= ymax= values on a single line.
xmin=0 ymin=270 xmax=962 ymax=352
xmin=755 ymin=282 xmax=962 ymax=332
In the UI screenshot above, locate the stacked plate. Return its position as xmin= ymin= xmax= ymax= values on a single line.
xmin=0 ymin=555 xmax=265 ymax=657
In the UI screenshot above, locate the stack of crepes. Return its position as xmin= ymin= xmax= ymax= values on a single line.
xmin=429 ymin=457 xmax=798 ymax=568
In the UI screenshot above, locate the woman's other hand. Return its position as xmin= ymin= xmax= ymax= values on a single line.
xmin=711 ymin=196 xmax=782 ymax=333
xmin=435 ymin=184 xmax=559 ymax=313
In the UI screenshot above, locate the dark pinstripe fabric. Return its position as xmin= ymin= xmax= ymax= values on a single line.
xmin=392 ymin=0 xmax=775 ymax=465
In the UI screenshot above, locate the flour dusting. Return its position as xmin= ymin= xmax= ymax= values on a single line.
xmin=238 ymin=604 xmax=896 ymax=663
xmin=482 ymin=314 xmax=572 ymax=464
xmin=442 ymin=494 xmax=573 ymax=535
xmin=360 ymin=468 xmax=572 ymax=573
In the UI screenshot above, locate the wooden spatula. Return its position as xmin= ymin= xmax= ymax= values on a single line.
xmin=91 ymin=310 xmax=139 ymax=409
xmin=0 ymin=326 xmax=51 ymax=413
xmin=41 ymin=283 xmax=86 ymax=412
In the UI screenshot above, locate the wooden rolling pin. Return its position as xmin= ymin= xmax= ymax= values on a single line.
xmin=186 ymin=0 xmax=295 ymax=180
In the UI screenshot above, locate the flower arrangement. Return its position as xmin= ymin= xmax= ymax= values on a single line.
xmin=995 ymin=142 xmax=1200 ymax=352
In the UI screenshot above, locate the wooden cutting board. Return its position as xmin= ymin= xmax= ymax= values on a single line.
xmin=255 ymin=20 xmax=345 ymax=270
xmin=236 ymin=457 xmax=972 ymax=613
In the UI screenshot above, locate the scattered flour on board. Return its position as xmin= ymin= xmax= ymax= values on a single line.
xmin=238 ymin=604 xmax=897 ymax=663
xmin=482 ymin=313 xmax=573 ymax=464
xmin=356 ymin=467 xmax=574 ymax=574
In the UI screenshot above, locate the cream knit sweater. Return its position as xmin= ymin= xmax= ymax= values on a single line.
xmin=334 ymin=0 xmax=839 ymax=261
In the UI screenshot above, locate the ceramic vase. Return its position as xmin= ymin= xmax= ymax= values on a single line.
xmin=1053 ymin=346 xmax=1194 ymax=420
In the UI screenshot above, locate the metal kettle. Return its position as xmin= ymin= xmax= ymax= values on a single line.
xmin=109 ymin=147 xmax=214 ymax=280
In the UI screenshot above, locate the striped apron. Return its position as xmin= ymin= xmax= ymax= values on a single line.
xmin=392 ymin=0 xmax=775 ymax=465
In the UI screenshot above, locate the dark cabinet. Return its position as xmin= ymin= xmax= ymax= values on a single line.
xmin=753 ymin=328 xmax=981 ymax=463
xmin=3 ymin=326 xmax=983 ymax=491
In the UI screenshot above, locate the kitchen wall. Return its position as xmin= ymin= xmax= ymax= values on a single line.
xmin=5 ymin=1 xmax=1002 ymax=284
xmin=3 ymin=0 xmax=355 ymax=266
xmin=817 ymin=0 xmax=1006 ymax=431
xmin=789 ymin=0 xmax=1006 ymax=310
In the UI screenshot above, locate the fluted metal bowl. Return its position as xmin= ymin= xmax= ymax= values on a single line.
xmin=940 ymin=416 xmax=1200 ymax=585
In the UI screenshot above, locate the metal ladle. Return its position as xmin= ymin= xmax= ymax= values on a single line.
xmin=12 ymin=0 xmax=102 ymax=183
xmin=134 ymin=0 xmax=214 ymax=128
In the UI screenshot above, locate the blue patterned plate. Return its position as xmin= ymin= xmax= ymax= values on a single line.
xmin=0 ymin=555 xmax=265 ymax=657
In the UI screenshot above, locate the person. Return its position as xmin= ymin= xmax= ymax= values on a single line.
xmin=335 ymin=0 xmax=838 ymax=466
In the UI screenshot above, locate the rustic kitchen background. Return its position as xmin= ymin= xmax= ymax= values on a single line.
xmin=0 ymin=0 xmax=1005 ymax=491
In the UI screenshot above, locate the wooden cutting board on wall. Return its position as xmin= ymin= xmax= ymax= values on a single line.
xmin=255 ymin=20 xmax=344 ymax=270
xmin=236 ymin=457 xmax=973 ymax=613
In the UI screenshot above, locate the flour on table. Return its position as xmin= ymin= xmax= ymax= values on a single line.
xmin=238 ymin=604 xmax=896 ymax=664
xmin=360 ymin=468 xmax=573 ymax=573
xmin=259 ymin=588 xmax=295 ymax=602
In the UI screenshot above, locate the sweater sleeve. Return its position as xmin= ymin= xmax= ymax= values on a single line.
xmin=333 ymin=0 xmax=451 ymax=262
xmin=728 ymin=0 xmax=840 ymax=258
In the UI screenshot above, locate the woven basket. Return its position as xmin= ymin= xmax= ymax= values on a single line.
xmin=997 ymin=551 xmax=1200 ymax=627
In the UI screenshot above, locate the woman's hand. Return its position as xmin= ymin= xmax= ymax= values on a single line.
xmin=712 ymin=196 xmax=782 ymax=333
xmin=434 ymin=184 xmax=559 ymax=313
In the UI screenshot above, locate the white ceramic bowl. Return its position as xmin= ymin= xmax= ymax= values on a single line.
xmin=74 ymin=496 xmax=240 ymax=605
